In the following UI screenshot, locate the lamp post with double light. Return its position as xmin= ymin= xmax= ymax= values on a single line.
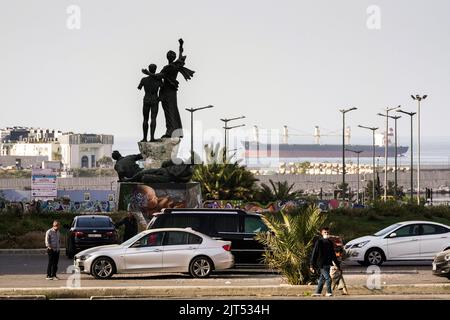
xmin=397 ymin=109 xmax=416 ymax=200
xmin=339 ymin=107 xmax=357 ymax=201
xmin=411 ymin=94 xmax=427 ymax=204
xmin=185 ymin=105 xmax=214 ymax=165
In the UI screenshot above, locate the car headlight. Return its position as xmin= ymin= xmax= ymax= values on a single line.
xmin=351 ymin=240 xmax=370 ymax=249
xmin=80 ymin=254 xmax=92 ymax=261
xmin=445 ymin=254 xmax=450 ymax=262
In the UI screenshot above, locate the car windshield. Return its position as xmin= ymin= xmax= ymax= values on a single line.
xmin=76 ymin=217 xmax=112 ymax=228
xmin=374 ymin=223 xmax=402 ymax=236
xmin=121 ymin=231 xmax=148 ymax=247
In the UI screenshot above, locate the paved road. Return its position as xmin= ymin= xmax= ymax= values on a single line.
xmin=0 ymin=254 xmax=448 ymax=288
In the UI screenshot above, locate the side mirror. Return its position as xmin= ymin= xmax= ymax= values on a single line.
xmin=389 ymin=233 xmax=397 ymax=238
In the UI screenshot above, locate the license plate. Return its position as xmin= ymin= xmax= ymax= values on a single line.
xmin=432 ymin=263 xmax=437 ymax=271
xmin=88 ymin=234 xmax=102 ymax=238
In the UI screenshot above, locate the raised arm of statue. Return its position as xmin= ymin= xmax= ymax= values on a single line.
xmin=178 ymin=38 xmax=184 ymax=58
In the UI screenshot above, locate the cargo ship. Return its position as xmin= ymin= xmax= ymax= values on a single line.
xmin=243 ymin=125 xmax=409 ymax=158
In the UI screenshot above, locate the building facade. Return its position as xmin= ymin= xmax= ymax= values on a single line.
xmin=0 ymin=127 xmax=114 ymax=169
xmin=59 ymin=134 xmax=114 ymax=169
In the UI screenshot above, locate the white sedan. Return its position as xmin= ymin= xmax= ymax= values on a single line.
xmin=74 ymin=228 xmax=234 ymax=279
xmin=345 ymin=221 xmax=450 ymax=266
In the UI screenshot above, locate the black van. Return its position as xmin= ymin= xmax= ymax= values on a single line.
xmin=147 ymin=208 xmax=269 ymax=265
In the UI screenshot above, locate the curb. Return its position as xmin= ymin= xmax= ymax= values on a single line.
xmin=1 ymin=284 xmax=449 ymax=299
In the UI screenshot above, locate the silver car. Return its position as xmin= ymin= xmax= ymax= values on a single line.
xmin=74 ymin=228 xmax=234 ymax=279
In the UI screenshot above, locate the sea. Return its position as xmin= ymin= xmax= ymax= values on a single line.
xmin=114 ymin=135 xmax=450 ymax=169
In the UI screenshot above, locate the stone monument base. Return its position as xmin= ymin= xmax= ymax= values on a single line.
xmin=138 ymin=138 xmax=181 ymax=169
xmin=117 ymin=182 xmax=202 ymax=218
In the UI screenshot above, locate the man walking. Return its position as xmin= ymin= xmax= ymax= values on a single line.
xmin=310 ymin=227 xmax=340 ymax=297
xmin=45 ymin=220 xmax=61 ymax=280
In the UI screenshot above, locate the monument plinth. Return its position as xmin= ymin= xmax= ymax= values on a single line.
xmin=138 ymin=138 xmax=181 ymax=169
xmin=117 ymin=182 xmax=202 ymax=218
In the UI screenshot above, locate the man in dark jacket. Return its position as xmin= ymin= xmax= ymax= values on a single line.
xmin=310 ymin=227 xmax=340 ymax=296
xmin=115 ymin=211 xmax=138 ymax=242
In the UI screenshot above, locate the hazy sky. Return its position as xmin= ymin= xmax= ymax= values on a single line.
xmin=1 ymin=0 xmax=449 ymax=146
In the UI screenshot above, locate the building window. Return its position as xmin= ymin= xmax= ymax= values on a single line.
xmin=91 ymin=155 xmax=96 ymax=168
xmin=84 ymin=193 xmax=91 ymax=201
xmin=81 ymin=156 xmax=88 ymax=168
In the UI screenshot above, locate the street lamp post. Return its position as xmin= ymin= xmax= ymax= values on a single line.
xmin=397 ymin=109 xmax=416 ymax=200
xmin=389 ymin=115 xmax=401 ymax=198
xmin=411 ymin=94 xmax=427 ymax=204
xmin=185 ymin=105 xmax=214 ymax=165
xmin=223 ymin=124 xmax=246 ymax=162
xmin=377 ymin=106 xmax=400 ymax=202
xmin=346 ymin=149 xmax=363 ymax=204
xmin=358 ymin=125 xmax=379 ymax=202
xmin=220 ymin=116 xmax=246 ymax=162
xmin=339 ymin=107 xmax=357 ymax=202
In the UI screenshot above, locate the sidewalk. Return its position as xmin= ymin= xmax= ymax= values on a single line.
xmin=1 ymin=283 xmax=449 ymax=299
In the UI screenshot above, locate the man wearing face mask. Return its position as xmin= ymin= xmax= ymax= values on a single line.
xmin=309 ymin=227 xmax=340 ymax=297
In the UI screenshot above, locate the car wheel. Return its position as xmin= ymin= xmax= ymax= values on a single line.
xmin=189 ymin=256 xmax=213 ymax=278
xmin=365 ymin=249 xmax=384 ymax=266
xmin=91 ymin=257 xmax=115 ymax=279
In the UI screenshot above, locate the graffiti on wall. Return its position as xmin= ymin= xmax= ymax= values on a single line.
xmin=202 ymin=199 xmax=311 ymax=213
xmin=40 ymin=200 xmax=116 ymax=213
xmin=117 ymin=183 xmax=202 ymax=217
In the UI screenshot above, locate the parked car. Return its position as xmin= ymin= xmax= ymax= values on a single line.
xmin=432 ymin=249 xmax=450 ymax=279
xmin=66 ymin=215 xmax=119 ymax=259
xmin=147 ymin=208 xmax=269 ymax=265
xmin=344 ymin=221 xmax=450 ymax=266
xmin=74 ymin=228 xmax=234 ymax=279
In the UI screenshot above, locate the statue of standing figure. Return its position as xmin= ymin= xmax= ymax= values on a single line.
xmin=138 ymin=38 xmax=195 ymax=142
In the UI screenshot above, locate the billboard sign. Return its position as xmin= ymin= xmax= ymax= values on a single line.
xmin=31 ymin=168 xmax=57 ymax=201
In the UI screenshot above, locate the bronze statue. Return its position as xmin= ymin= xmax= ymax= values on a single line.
xmin=138 ymin=64 xmax=163 ymax=142
xmin=112 ymin=151 xmax=143 ymax=181
xmin=159 ymin=38 xmax=195 ymax=139
xmin=123 ymin=160 xmax=193 ymax=184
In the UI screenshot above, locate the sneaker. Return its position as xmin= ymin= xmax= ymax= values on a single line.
xmin=311 ymin=293 xmax=321 ymax=297
xmin=52 ymin=276 xmax=60 ymax=280
xmin=326 ymin=293 xmax=333 ymax=297
xmin=46 ymin=277 xmax=53 ymax=280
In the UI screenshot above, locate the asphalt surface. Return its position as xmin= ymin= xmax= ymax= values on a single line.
xmin=0 ymin=254 xmax=448 ymax=289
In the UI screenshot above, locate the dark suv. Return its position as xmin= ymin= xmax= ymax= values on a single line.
xmin=147 ymin=208 xmax=269 ymax=265
xmin=66 ymin=215 xmax=118 ymax=258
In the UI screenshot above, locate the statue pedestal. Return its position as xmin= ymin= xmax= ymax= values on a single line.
xmin=138 ymin=138 xmax=181 ymax=169
xmin=116 ymin=182 xmax=202 ymax=218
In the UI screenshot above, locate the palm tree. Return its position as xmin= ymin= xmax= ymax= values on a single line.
xmin=192 ymin=143 xmax=259 ymax=201
xmin=256 ymin=180 xmax=302 ymax=204
xmin=256 ymin=206 xmax=327 ymax=285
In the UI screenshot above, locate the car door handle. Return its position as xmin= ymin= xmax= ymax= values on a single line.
xmin=212 ymin=237 xmax=223 ymax=240
xmin=244 ymin=238 xmax=254 ymax=240
xmin=411 ymin=239 xmax=419 ymax=241
xmin=149 ymin=248 xmax=161 ymax=252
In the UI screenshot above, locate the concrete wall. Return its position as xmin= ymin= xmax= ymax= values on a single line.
xmin=256 ymin=169 xmax=450 ymax=191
